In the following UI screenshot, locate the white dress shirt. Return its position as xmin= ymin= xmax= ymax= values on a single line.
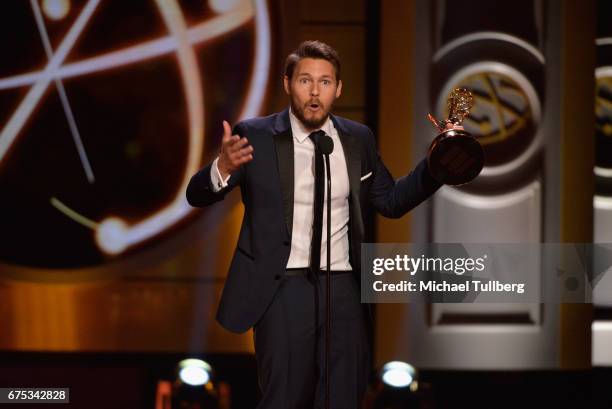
xmin=211 ymin=108 xmax=352 ymax=270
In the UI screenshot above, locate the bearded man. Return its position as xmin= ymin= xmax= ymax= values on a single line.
xmin=186 ymin=40 xmax=461 ymax=409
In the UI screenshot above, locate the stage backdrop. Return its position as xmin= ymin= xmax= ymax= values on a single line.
xmin=376 ymin=0 xmax=595 ymax=370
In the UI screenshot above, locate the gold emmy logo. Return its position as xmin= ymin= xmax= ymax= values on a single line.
xmin=453 ymin=72 xmax=532 ymax=145
xmin=595 ymin=74 xmax=612 ymax=171
xmin=596 ymin=76 xmax=612 ymax=138
xmin=444 ymin=70 xmax=538 ymax=169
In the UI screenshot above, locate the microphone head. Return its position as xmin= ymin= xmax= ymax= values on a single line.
xmin=319 ymin=133 xmax=334 ymax=155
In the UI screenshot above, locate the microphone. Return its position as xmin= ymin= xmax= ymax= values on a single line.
xmin=318 ymin=133 xmax=334 ymax=155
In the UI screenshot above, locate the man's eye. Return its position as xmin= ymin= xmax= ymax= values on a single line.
xmin=300 ymin=78 xmax=309 ymax=84
xmin=322 ymin=80 xmax=330 ymax=86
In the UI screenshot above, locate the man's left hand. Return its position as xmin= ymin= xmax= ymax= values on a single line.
xmin=445 ymin=122 xmax=464 ymax=131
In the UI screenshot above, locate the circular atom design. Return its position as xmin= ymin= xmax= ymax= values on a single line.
xmin=0 ymin=0 xmax=273 ymax=268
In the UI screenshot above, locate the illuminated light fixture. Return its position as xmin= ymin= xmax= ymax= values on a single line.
xmin=371 ymin=361 xmax=420 ymax=409
xmin=381 ymin=361 xmax=417 ymax=389
xmin=178 ymin=358 xmax=213 ymax=386
xmin=42 ymin=0 xmax=70 ymax=21
xmin=172 ymin=359 xmax=222 ymax=409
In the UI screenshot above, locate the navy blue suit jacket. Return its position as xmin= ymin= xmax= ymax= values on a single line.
xmin=186 ymin=109 xmax=442 ymax=333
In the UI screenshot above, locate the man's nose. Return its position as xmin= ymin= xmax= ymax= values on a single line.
xmin=310 ymin=83 xmax=320 ymax=96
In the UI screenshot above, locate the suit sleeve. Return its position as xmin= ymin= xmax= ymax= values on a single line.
xmin=185 ymin=122 xmax=246 ymax=207
xmin=367 ymin=128 xmax=443 ymax=218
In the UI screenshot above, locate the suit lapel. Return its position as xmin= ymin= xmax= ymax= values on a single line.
xmin=273 ymin=110 xmax=294 ymax=238
xmin=333 ymin=115 xmax=365 ymax=241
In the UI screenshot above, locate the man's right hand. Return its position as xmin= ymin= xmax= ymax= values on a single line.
xmin=217 ymin=120 xmax=254 ymax=180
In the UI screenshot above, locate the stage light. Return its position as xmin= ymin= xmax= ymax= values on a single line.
xmin=368 ymin=361 xmax=420 ymax=409
xmin=381 ymin=361 xmax=417 ymax=390
xmin=156 ymin=359 xmax=232 ymax=408
xmin=171 ymin=359 xmax=224 ymax=408
xmin=178 ymin=358 xmax=212 ymax=386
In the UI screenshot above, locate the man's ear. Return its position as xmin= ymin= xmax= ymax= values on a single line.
xmin=335 ymin=79 xmax=343 ymax=98
xmin=283 ymin=75 xmax=290 ymax=95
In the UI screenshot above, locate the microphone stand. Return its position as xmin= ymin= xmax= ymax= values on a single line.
xmin=313 ymin=132 xmax=334 ymax=409
xmin=323 ymin=153 xmax=331 ymax=409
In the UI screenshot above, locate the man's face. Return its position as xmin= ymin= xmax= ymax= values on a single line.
xmin=284 ymin=58 xmax=342 ymax=131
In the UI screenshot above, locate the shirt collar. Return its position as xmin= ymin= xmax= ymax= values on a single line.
xmin=289 ymin=106 xmax=334 ymax=144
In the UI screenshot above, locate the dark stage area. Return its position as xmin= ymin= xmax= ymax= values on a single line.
xmin=0 ymin=352 xmax=608 ymax=408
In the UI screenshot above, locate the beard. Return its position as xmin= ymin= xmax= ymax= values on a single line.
xmin=290 ymin=95 xmax=332 ymax=131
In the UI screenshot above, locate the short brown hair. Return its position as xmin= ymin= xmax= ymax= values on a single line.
xmin=284 ymin=40 xmax=341 ymax=82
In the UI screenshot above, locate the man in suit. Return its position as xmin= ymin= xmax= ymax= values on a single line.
xmin=186 ymin=40 xmax=459 ymax=409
